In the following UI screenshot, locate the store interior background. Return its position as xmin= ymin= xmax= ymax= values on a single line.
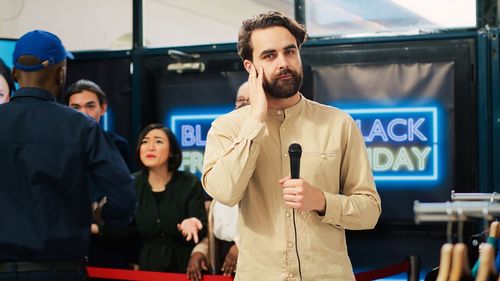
xmin=2 ymin=0 xmax=499 ymax=280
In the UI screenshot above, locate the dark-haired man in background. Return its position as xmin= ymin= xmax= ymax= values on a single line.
xmin=202 ymin=12 xmax=381 ymax=280
xmin=64 ymin=79 xmax=133 ymax=170
xmin=0 ymin=30 xmax=135 ymax=281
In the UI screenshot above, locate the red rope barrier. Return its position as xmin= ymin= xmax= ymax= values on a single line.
xmin=87 ymin=266 xmax=234 ymax=281
xmin=89 ymin=260 xmax=410 ymax=281
xmin=354 ymin=260 xmax=410 ymax=281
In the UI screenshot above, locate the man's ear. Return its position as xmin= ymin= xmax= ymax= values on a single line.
xmin=100 ymin=102 xmax=108 ymax=117
xmin=57 ymin=66 xmax=66 ymax=86
xmin=243 ymin=60 xmax=253 ymax=74
xmin=12 ymin=68 xmax=18 ymax=83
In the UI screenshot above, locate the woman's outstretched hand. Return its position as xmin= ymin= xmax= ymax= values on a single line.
xmin=177 ymin=217 xmax=203 ymax=243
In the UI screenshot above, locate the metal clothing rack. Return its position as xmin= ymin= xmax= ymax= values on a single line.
xmin=451 ymin=191 xmax=500 ymax=202
xmin=413 ymin=200 xmax=500 ymax=243
xmin=413 ymin=201 xmax=500 ymax=224
xmin=414 ymin=191 xmax=500 ymax=224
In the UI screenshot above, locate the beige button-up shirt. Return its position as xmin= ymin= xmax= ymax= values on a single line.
xmin=202 ymin=96 xmax=381 ymax=281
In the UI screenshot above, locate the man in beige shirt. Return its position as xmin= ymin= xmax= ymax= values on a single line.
xmin=202 ymin=11 xmax=381 ymax=281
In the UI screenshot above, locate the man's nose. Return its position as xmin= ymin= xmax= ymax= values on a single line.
xmin=276 ymin=54 xmax=288 ymax=70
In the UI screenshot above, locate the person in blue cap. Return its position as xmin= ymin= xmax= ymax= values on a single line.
xmin=0 ymin=30 xmax=136 ymax=281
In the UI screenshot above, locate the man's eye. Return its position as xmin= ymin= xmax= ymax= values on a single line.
xmin=263 ymin=54 xmax=275 ymax=59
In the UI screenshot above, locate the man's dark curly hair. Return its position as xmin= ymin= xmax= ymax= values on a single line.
xmin=237 ymin=11 xmax=307 ymax=62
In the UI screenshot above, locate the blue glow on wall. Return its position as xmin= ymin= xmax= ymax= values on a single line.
xmin=101 ymin=112 xmax=109 ymax=131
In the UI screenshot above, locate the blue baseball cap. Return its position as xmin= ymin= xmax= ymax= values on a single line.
xmin=13 ymin=30 xmax=74 ymax=72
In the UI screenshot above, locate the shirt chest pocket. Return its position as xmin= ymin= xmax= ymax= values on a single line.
xmin=299 ymin=151 xmax=340 ymax=179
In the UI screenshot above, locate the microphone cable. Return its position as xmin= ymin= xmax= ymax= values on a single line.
xmin=292 ymin=209 xmax=303 ymax=281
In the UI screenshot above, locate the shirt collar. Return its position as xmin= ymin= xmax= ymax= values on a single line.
xmin=268 ymin=94 xmax=305 ymax=119
xmin=11 ymin=87 xmax=56 ymax=102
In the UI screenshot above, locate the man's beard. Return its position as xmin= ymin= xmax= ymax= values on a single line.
xmin=263 ymin=67 xmax=303 ymax=99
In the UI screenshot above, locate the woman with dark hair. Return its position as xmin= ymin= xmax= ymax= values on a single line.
xmin=133 ymin=123 xmax=207 ymax=273
xmin=0 ymin=59 xmax=14 ymax=104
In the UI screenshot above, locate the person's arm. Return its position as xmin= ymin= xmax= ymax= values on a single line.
xmin=187 ymin=238 xmax=209 ymax=281
xmin=320 ymin=116 xmax=381 ymax=230
xmin=221 ymin=243 xmax=238 ymax=276
xmin=85 ymin=122 xmax=136 ymax=228
xmin=178 ymin=175 xmax=209 ymax=243
xmin=202 ymin=65 xmax=267 ymax=206
xmin=279 ymin=115 xmax=380 ymax=230
xmin=191 ymin=236 xmax=209 ymax=257
xmin=202 ymin=116 xmax=264 ymax=206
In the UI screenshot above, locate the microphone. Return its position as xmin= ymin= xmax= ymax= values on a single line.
xmin=288 ymin=143 xmax=302 ymax=179
xmin=288 ymin=143 xmax=305 ymax=280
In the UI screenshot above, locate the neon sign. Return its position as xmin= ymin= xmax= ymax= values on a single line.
xmin=345 ymin=107 xmax=439 ymax=182
xmin=168 ymin=105 xmax=442 ymax=185
xmin=170 ymin=112 xmax=227 ymax=177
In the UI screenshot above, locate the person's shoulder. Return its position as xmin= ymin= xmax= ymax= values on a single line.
xmin=132 ymin=171 xmax=147 ymax=189
xmin=132 ymin=170 xmax=145 ymax=179
xmin=0 ymin=102 xmax=9 ymax=113
xmin=175 ymin=170 xmax=202 ymax=188
xmin=304 ymin=98 xmax=352 ymax=120
xmin=211 ymin=107 xmax=250 ymax=131
xmin=217 ymin=106 xmax=250 ymax=122
xmin=54 ymin=103 xmax=98 ymax=127
xmin=176 ymin=170 xmax=199 ymax=181
xmin=105 ymin=131 xmax=128 ymax=142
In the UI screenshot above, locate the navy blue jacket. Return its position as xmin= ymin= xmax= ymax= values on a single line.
xmin=0 ymin=87 xmax=136 ymax=262
xmin=104 ymin=131 xmax=133 ymax=172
